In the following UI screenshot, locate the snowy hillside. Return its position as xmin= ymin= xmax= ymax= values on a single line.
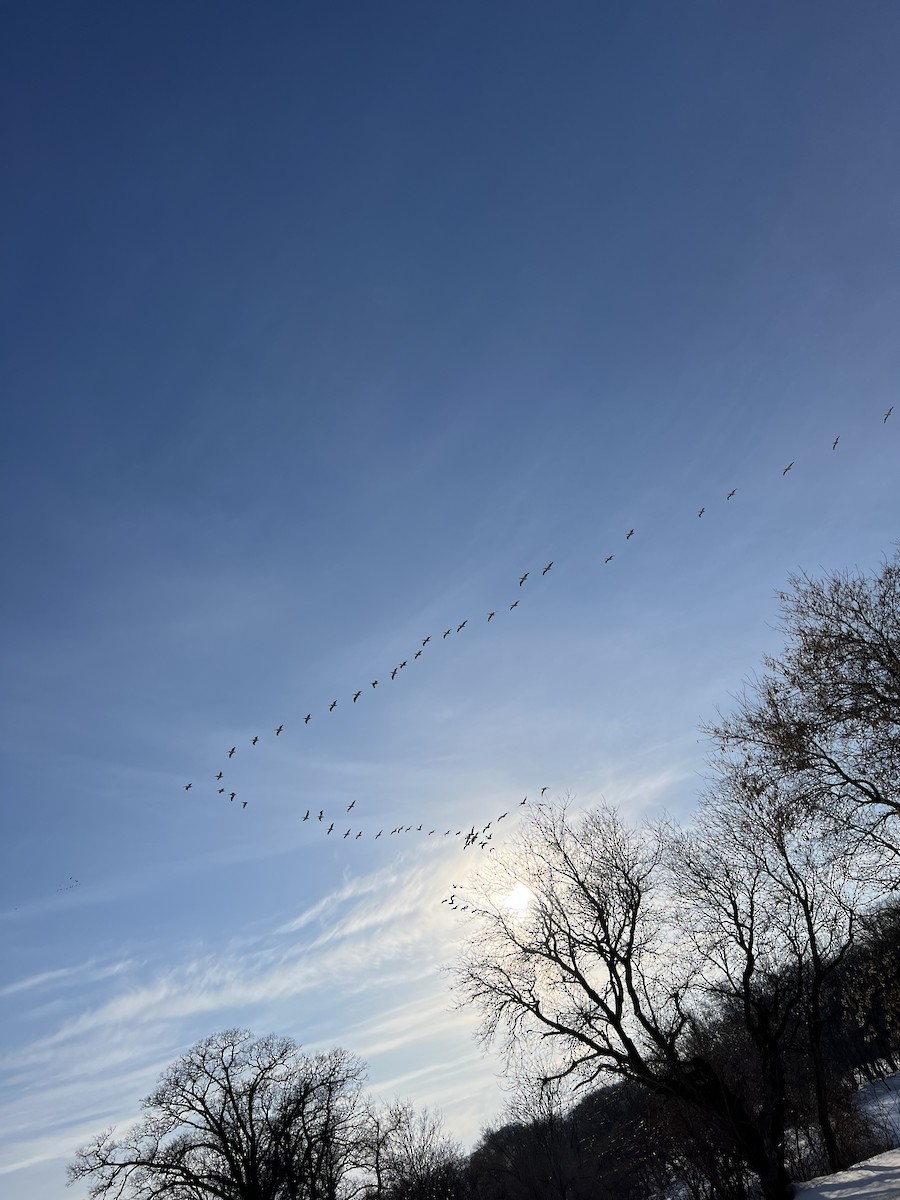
xmin=795 ymin=1148 xmax=900 ymax=1199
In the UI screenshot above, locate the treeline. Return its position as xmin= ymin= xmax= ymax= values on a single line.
xmin=69 ymin=551 xmax=900 ymax=1200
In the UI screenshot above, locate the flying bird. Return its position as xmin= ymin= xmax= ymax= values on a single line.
xmin=218 ymin=788 xmax=225 ymax=794
xmin=885 ymin=406 xmax=894 ymax=423
xmin=230 ymin=792 xmax=236 ymax=802
xmin=519 ymin=573 xmax=529 ymax=587
xmin=509 ymin=600 xmax=519 ymax=610
xmin=542 ymin=562 xmax=553 ymax=575
xmin=391 ymin=667 xmax=398 ymax=680
xmin=521 ymin=797 xmax=527 ymax=804
xmin=604 ymin=555 xmax=614 ymax=564
xmin=303 ymin=810 xmax=310 ymax=821
xmin=344 ymin=829 xmax=351 ymax=839
xmin=242 ymin=801 xmax=248 ymax=809
xmin=457 ymin=621 xmax=467 ymax=633
xmin=783 ymin=462 xmax=794 ymax=476
xmin=353 ymin=691 xmax=362 ymax=703
xmin=443 ymin=628 xmax=452 ymax=638
xmin=375 ymin=830 xmax=382 ymax=839
xmin=422 ymin=636 xmax=431 ymax=646
xmin=356 ymin=831 xmax=362 ymax=839
xmin=541 ymin=787 xmax=549 ymax=796
xmin=318 ymin=810 xmax=324 ymax=821
xmin=304 ymin=714 xmax=311 ymax=724
xmin=487 ymin=611 xmax=495 ymax=621
xmin=275 ymin=724 xmax=283 ymax=736
xmin=726 ymin=489 xmax=737 ymax=500
xmin=414 ymin=650 xmax=422 ymax=659
xmin=329 ymin=700 xmax=337 ymax=712
xmin=228 ymin=747 xmax=236 ymax=758
xmin=327 ymin=823 xmax=334 ymax=834
xmin=371 ymin=680 xmax=378 ymax=688
xmin=697 ymin=507 xmax=705 ymax=518
xmin=347 ymin=800 xmax=356 ymax=811
xmin=498 ymin=812 xmax=508 ymax=821
xmin=216 ymin=772 xmax=223 ymax=780
xmin=184 ymin=783 xmax=192 ymax=791
xmin=832 ymin=436 xmax=840 ymax=451
xmin=400 ymin=660 xmax=407 ymax=669
xmin=251 ymin=736 xmax=259 ymax=745
xmin=626 ymin=529 xmax=634 ymax=540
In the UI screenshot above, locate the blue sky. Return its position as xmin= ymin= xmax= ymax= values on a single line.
xmin=2 ymin=3 xmax=900 ymax=1195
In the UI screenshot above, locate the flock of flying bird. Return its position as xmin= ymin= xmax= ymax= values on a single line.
xmin=180 ymin=408 xmax=896 ymax=867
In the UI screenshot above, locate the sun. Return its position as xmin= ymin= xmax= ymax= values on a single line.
xmin=502 ymin=881 xmax=535 ymax=915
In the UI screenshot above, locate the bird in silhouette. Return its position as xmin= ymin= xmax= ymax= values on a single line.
xmin=400 ymin=660 xmax=407 ymax=669
xmin=216 ymin=772 xmax=223 ymax=780
xmin=487 ymin=611 xmax=495 ymax=621
xmin=275 ymin=724 xmax=283 ymax=736
xmin=353 ymin=691 xmax=362 ymax=703
xmin=391 ymin=667 xmax=398 ymax=680
xmin=443 ymin=628 xmax=452 ymax=638
xmin=304 ymin=713 xmax=311 ymax=724
xmin=327 ymin=823 xmax=334 ymax=834
xmin=509 ymin=600 xmax=519 ymax=610
xmin=303 ymin=810 xmax=310 ymax=821
xmin=184 ymin=783 xmax=192 ymax=791
xmin=521 ymin=797 xmax=528 ymax=804
xmin=230 ymin=792 xmax=236 ymax=802
xmin=218 ymin=788 xmax=225 ymax=794
xmin=414 ymin=650 xmax=422 ymax=659
xmin=242 ymin=801 xmax=248 ymax=808
xmin=347 ymin=800 xmax=356 ymax=811
xmin=727 ymin=489 xmax=737 ymax=500
xmin=519 ymin=572 xmax=529 ymax=586
xmin=783 ymin=462 xmax=794 ymax=475
xmin=417 ymin=824 xmax=423 ymax=831
xmin=251 ymin=736 xmax=259 ymax=745
xmin=697 ymin=507 xmax=705 ymax=518
xmin=375 ymin=830 xmax=382 ymax=838
xmin=228 ymin=747 xmax=236 ymax=758
xmin=344 ymin=829 xmax=351 ymax=839
xmin=356 ymin=831 xmax=362 ymax=839
xmin=422 ymin=636 xmax=431 ymax=646
xmin=543 ymin=562 xmax=553 ymax=575
xmin=604 ymin=555 xmax=614 ymax=564
xmin=457 ymin=621 xmax=467 ymax=633
xmin=832 ymin=436 xmax=840 ymax=451
xmin=318 ymin=810 xmax=324 ymax=821
xmin=626 ymin=529 xmax=634 ymax=540
xmin=498 ymin=812 xmax=508 ymax=821
xmin=885 ymin=406 xmax=894 ymax=423
xmin=329 ymin=700 xmax=337 ymax=712
xmin=541 ymin=786 xmax=549 ymax=796
xmin=371 ymin=680 xmax=378 ymax=688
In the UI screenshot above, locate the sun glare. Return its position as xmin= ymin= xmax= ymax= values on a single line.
xmin=502 ymin=882 xmax=535 ymax=915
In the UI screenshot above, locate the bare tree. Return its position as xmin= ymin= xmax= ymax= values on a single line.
xmin=368 ymin=1102 xmax=466 ymax=1200
xmin=453 ymin=801 xmax=797 ymax=1200
xmin=709 ymin=553 xmax=900 ymax=850
xmin=68 ymin=1030 xmax=367 ymax=1200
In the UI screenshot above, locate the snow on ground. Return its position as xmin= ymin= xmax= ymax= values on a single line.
xmin=794 ymin=1148 xmax=900 ymax=1198
xmin=858 ymin=1073 xmax=900 ymax=1147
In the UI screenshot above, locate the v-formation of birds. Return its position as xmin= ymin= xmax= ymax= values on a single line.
xmin=184 ymin=413 xmax=894 ymax=819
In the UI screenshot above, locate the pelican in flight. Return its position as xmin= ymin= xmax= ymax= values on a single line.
xmin=184 ymin=783 xmax=192 ymax=791
xmin=509 ymin=600 xmax=519 ymax=610
xmin=228 ymin=747 xmax=236 ymax=758
xmin=304 ymin=713 xmax=311 ymax=724
xmin=318 ymin=810 xmax=324 ymax=821
xmin=885 ymin=406 xmax=894 ymax=423
xmin=230 ymin=792 xmax=236 ymax=802
xmin=542 ymin=562 xmax=553 ymax=575
xmin=519 ymin=572 xmax=529 ymax=587
xmin=626 ymin=529 xmax=634 ymax=540
xmin=443 ymin=628 xmax=452 ymax=638
xmin=344 ymin=829 xmax=351 ymax=839
xmin=697 ymin=507 xmax=705 ymax=518
xmin=347 ymin=800 xmax=356 ymax=811
xmin=303 ymin=810 xmax=310 ymax=821
xmin=487 ymin=611 xmax=495 ymax=621
xmin=218 ymin=788 xmax=225 ymax=794
xmin=329 ymin=700 xmax=337 ymax=712
xmin=275 ymin=724 xmax=283 ymax=736
xmin=372 ymin=679 xmax=378 ymax=688
xmin=457 ymin=621 xmax=467 ymax=633
xmin=251 ymin=735 xmax=259 ymax=745
xmin=541 ymin=786 xmax=549 ymax=795
xmin=400 ymin=660 xmax=407 ymax=669
xmin=391 ymin=667 xmax=398 ymax=680
xmin=327 ymin=823 xmax=334 ymax=834
xmin=216 ymin=772 xmax=223 ymax=780
xmin=726 ymin=489 xmax=737 ymax=500
xmin=783 ymin=462 xmax=794 ymax=475
xmin=422 ymin=636 xmax=431 ymax=646
xmin=242 ymin=801 xmax=248 ymax=808
xmin=604 ymin=555 xmax=614 ymax=564
xmin=832 ymin=436 xmax=840 ymax=451
xmin=414 ymin=650 xmax=422 ymax=659
xmin=353 ymin=691 xmax=362 ymax=703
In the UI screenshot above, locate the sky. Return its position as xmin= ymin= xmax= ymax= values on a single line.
xmin=1 ymin=3 xmax=900 ymax=1196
